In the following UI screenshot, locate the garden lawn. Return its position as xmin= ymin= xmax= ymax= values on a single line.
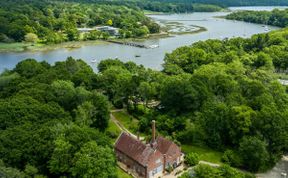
xmin=113 ymin=111 xmax=139 ymax=134
xmin=181 ymin=144 xmax=223 ymax=164
xmin=106 ymin=120 xmax=122 ymax=143
xmin=117 ymin=167 xmax=132 ymax=178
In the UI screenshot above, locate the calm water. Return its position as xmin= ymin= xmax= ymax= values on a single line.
xmin=0 ymin=6 xmax=287 ymax=177
xmin=0 ymin=7 xmax=283 ymax=72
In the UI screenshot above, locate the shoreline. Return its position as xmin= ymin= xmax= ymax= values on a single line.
xmin=0 ymin=27 xmax=207 ymax=53
xmin=0 ymin=40 xmax=109 ymax=53
xmin=0 ymin=29 xmax=173 ymax=53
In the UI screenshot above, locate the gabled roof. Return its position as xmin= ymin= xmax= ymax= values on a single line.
xmin=115 ymin=132 xmax=162 ymax=167
xmin=156 ymin=136 xmax=174 ymax=154
xmin=156 ymin=136 xmax=181 ymax=158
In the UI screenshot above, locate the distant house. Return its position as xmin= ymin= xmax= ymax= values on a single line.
xmin=77 ymin=26 xmax=119 ymax=36
xmin=114 ymin=120 xmax=183 ymax=178
xmin=95 ymin=26 xmax=119 ymax=36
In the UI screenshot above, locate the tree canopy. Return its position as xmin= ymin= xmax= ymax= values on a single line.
xmin=0 ymin=57 xmax=114 ymax=177
xmin=226 ymin=9 xmax=288 ymax=28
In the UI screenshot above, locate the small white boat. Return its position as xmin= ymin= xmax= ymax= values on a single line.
xmin=91 ymin=59 xmax=97 ymax=63
xmin=264 ymin=26 xmax=269 ymax=32
xmin=148 ymin=44 xmax=159 ymax=49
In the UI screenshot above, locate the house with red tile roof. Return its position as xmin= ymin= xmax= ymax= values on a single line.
xmin=114 ymin=120 xmax=182 ymax=178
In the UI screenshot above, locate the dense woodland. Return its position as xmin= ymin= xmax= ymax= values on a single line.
xmin=54 ymin=0 xmax=288 ymax=7
xmin=153 ymin=0 xmax=288 ymax=6
xmin=226 ymin=9 xmax=288 ymax=28
xmin=0 ymin=0 xmax=160 ymax=43
xmin=1 ymin=25 xmax=288 ymax=177
xmin=0 ymin=58 xmax=116 ymax=177
xmin=54 ymin=0 xmax=223 ymax=12
xmin=0 ymin=0 xmax=228 ymax=44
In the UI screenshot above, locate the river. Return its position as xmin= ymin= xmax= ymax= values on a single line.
xmin=0 ymin=6 xmax=288 ymax=177
xmin=0 ymin=6 xmax=286 ymax=72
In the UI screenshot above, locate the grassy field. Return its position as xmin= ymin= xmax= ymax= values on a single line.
xmin=106 ymin=120 xmax=122 ymax=143
xmin=0 ymin=42 xmax=44 ymax=52
xmin=0 ymin=41 xmax=108 ymax=53
xmin=182 ymin=144 xmax=223 ymax=164
xmin=113 ymin=111 xmax=139 ymax=134
xmin=117 ymin=167 xmax=132 ymax=178
xmin=107 ymin=120 xmax=122 ymax=135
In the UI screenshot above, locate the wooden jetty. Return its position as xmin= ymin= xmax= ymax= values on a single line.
xmin=107 ymin=40 xmax=158 ymax=49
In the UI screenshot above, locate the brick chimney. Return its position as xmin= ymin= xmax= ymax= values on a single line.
xmin=152 ymin=120 xmax=156 ymax=143
xmin=163 ymin=154 xmax=166 ymax=173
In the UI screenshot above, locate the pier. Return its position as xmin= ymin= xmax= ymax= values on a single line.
xmin=107 ymin=40 xmax=158 ymax=49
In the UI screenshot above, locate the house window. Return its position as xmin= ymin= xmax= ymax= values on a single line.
xmin=152 ymin=165 xmax=163 ymax=175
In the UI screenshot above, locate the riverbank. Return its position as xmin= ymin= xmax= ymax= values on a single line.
xmin=0 ymin=40 xmax=110 ymax=53
xmin=0 ymin=11 xmax=280 ymax=72
xmin=0 ymin=26 xmax=201 ymax=53
xmin=0 ymin=27 xmax=172 ymax=53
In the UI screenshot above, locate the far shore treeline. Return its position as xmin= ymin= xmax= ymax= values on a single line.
xmin=0 ymin=0 xmax=161 ymax=44
xmin=226 ymin=9 xmax=288 ymax=28
xmin=153 ymin=0 xmax=288 ymax=6
xmin=1 ymin=26 xmax=288 ymax=177
xmin=0 ymin=0 xmax=225 ymax=44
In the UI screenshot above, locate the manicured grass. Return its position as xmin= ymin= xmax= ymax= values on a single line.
xmin=181 ymin=144 xmax=223 ymax=164
xmin=106 ymin=120 xmax=122 ymax=143
xmin=107 ymin=120 xmax=122 ymax=135
xmin=113 ymin=111 xmax=139 ymax=134
xmin=117 ymin=167 xmax=132 ymax=178
xmin=136 ymin=104 xmax=151 ymax=114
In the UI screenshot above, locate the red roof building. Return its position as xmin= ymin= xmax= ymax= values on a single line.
xmin=114 ymin=120 xmax=182 ymax=178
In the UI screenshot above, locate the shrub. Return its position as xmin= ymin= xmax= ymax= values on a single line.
xmin=239 ymin=136 xmax=269 ymax=172
xmin=184 ymin=152 xmax=199 ymax=166
xmin=221 ymin=149 xmax=242 ymax=167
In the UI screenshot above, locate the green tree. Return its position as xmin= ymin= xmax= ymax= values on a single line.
xmin=138 ymin=82 xmax=156 ymax=109
xmin=184 ymin=152 xmax=199 ymax=166
xmin=228 ymin=105 xmax=255 ymax=144
xmin=221 ymin=150 xmax=242 ymax=167
xmin=194 ymin=164 xmax=221 ymax=178
xmin=106 ymin=19 xmax=113 ymax=26
xmin=14 ymin=59 xmax=46 ymax=79
xmin=49 ymin=137 xmax=73 ymax=175
xmin=0 ymin=160 xmax=25 ymax=178
xmin=51 ymin=80 xmax=77 ymax=111
xmin=71 ymin=141 xmax=116 ymax=178
xmin=89 ymin=91 xmax=110 ymax=131
xmin=24 ymin=164 xmax=39 ymax=178
xmin=24 ymin=33 xmax=38 ymax=43
xmin=238 ymin=136 xmax=269 ymax=172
